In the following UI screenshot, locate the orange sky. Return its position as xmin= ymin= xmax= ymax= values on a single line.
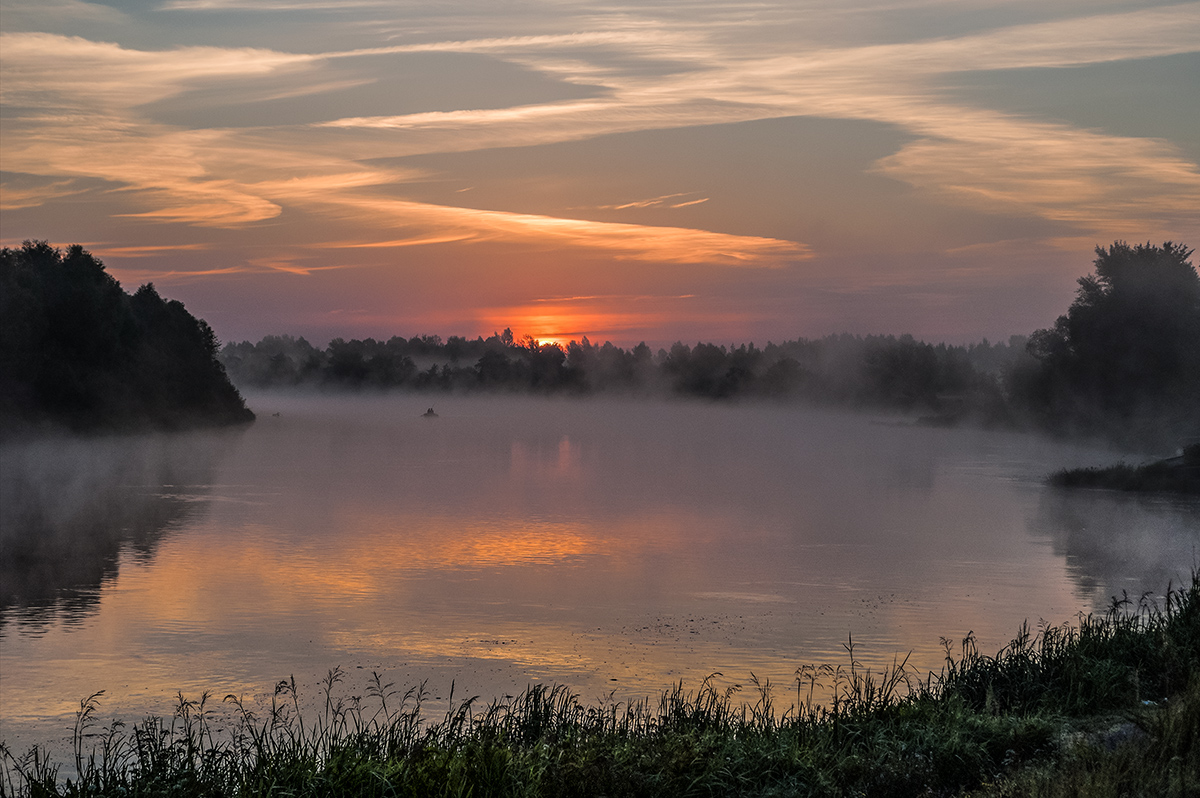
xmin=2 ymin=0 xmax=1198 ymax=346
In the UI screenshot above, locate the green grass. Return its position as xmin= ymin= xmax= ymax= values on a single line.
xmin=4 ymin=580 xmax=1198 ymax=797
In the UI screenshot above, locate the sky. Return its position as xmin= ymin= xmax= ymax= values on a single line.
xmin=2 ymin=0 xmax=1198 ymax=348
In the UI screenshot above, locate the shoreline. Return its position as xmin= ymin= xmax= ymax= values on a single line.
xmin=1049 ymin=444 xmax=1200 ymax=495
xmin=4 ymin=579 xmax=1197 ymax=797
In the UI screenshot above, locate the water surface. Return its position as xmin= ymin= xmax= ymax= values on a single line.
xmin=3 ymin=395 xmax=1197 ymax=753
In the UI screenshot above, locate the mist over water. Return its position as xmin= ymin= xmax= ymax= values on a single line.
xmin=1 ymin=432 xmax=239 ymax=624
xmin=2 ymin=395 xmax=1197 ymax=754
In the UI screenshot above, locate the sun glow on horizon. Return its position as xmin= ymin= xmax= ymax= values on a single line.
xmin=481 ymin=297 xmax=700 ymax=348
xmin=1 ymin=2 xmax=1196 ymax=343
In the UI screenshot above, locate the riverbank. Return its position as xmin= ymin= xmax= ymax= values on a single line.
xmin=1050 ymin=444 xmax=1200 ymax=495
xmin=4 ymin=579 xmax=1196 ymax=797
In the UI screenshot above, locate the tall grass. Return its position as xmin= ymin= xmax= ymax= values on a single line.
xmin=4 ymin=579 xmax=1197 ymax=797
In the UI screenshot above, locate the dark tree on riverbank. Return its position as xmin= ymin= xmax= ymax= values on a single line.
xmin=0 ymin=241 xmax=254 ymax=435
xmin=1013 ymin=241 xmax=1200 ymax=445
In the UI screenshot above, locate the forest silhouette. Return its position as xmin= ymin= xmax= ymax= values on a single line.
xmin=220 ymin=242 xmax=1198 ymax=449
xmin=0 ymin=241 xmax=254 ymax=436
xmin=2 ymin=240 xmax=1195 ymax=448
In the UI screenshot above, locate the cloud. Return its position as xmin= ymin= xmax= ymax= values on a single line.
xmin=0 ymin=177 xmax=93 ymax=210
xmin=0 ymin=32 xmax=310 ymax=110
xmin=160 ymin=0 xmax=394 ymax=9
xmin=106 ymin=265 xmax=254 ymax=283
xmin=0 ymin=0 xmax=125 ymax=25
xmin=592 ymin=193 xmax=694 ymax=210
xmin=873 ymin=114 xmax=1200 ymax=239
xmin=247 ymin=257 xmax=353 ymax=275
xmin=293 ymin=193 xmax=809 ymax=266
xmin=114 ymin=193 xmax=283 ymax=227
xmin=336 ymin=30 xmax=692 ymax=57
xmin=103 ymin=255 xmax=353 ymax=283
xmin=301 ymin=6 xmax=1200 ymax=241
xmin=83 ymin=243 xmax=212 ymax=258
xmin=2 ymin=3 xmax=1197 ymax=271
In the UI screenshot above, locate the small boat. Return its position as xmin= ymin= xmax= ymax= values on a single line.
xmin=422 ymin=407 xmax=438 ymax=418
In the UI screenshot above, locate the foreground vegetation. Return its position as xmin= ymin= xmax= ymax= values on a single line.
xmin=4 ymin=580 xmax=1197 ymax=797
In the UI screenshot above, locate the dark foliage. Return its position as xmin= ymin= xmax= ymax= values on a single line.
xmin=221 ymin=328 xmax=1020 ymax=423
xmin=216 ymin=239 xmax=1197 ymax=449
xmin=0 ymin=241 xmax=254 ymax=435
xmin=1013 ymin=241 xmax=1200 ymax=446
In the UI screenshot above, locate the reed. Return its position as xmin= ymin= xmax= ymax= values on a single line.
xmin=3 ymin=578 xmax=1197 ymax=797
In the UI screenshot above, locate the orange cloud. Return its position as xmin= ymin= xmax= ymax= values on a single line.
xmin=281 ymin=192 xmax=808 ymax=266
xmin=82 ymin=243 xmax=212 ymax=258
xmin=0 ymin=177 xmax=92 ymax=210
xmin=311 ymin=6 xmax=1200 ymax=243
xmin=3 ymin=4 xmax=1198 ymax=279
xmin=106 ymin=265 xmax=253 ymax=282
xmin=589 ymin=193 xmax=708 ymax=210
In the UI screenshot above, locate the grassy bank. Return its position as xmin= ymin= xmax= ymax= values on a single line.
xmin=1049 ymin=444 xmax=1200 ymax=495
xmin=4 ymin=581 xmax=1198 ymax=797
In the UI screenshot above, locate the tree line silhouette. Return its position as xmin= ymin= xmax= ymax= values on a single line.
xmin=3 ymin=239 xmax=1193 ymax=447
xmin=220 ymin=241 xmax=1199 ymax=447
xmin=1 ymin=241 xmax=254 ymax=435
xmin=222 ymin=329 xmax=1018 ymax=415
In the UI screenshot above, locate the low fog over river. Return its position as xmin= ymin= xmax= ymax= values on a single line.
xmin=3 ymin=396 xmax=1198 ymax=753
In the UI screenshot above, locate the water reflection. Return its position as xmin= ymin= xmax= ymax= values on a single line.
xmin=0 ymin=432 xmax=237 ymax=633
xmin=3 ymin=396 xmax=1198 ymax=755
xmin=1032 ymin=490 xmax=1200 ymax=605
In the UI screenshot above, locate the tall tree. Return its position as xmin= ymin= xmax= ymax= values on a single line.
xmin=1024 ymin=241 xmax=1200 ymax=443
xmin=1 ymin=241 xmax=254 ymax=434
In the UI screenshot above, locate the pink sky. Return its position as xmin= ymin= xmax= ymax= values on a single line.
xmin=2 ymin=0 xmax=1198 ymax=347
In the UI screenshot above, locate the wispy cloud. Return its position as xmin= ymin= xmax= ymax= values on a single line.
xmin=292 ymin=193 xmax=808 ymax=266
xmin=0 ymin=177 xmax=93 ymax=210
xmin=300 ymin=6 xmax=1200 ymax=240
xmin=247 ymin=257 xmax=353 ymax=275
xmin=83 ymin=243 xmax=211 ymax=258
xmin=2 ymin=2 xmax=1197 ymax=276
xmin=335 ymin=30 xmax=692 ymax=57
xmin=106 ymin=265 xmax=254 ymax=283
xmin=0 ymin=0 xmax=126 ymax=25
xmin=873 ymin=113 xmax=1200 ymax=239
xmin=593 ymin=193 xmax=698 ymax=210
xmin=160 ymin=0 xmax=394 ymax=10
xmin=0 ymin=32 xmax=309 ymax=110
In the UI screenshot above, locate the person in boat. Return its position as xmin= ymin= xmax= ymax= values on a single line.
xmin=423 ymin=407 xmax=438 ymax=417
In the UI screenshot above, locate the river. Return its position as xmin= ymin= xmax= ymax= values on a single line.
xmin=2 ymin=394 xmax=1197 ymax=756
